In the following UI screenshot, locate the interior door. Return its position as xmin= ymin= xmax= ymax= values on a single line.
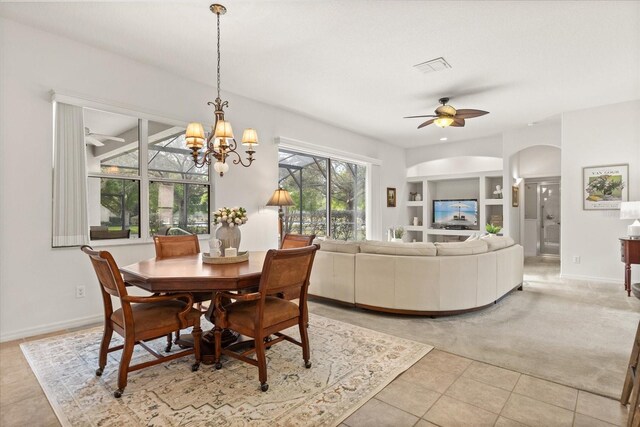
xmin=539 ymin=183 xmax=560 ymax=255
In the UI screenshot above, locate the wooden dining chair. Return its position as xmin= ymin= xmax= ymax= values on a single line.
xmin=279 ymin=234 xmax=316 ymax=301
xmin=213 ymin=245 xmax=319 ymax=392
xmin=153 ymin=234 xmax=213 ymax=347
xmin=280 ymin=233 xmax=316 ymax=250
xmin=153 ymin=234 xmax=213 ymax=310
xmin=81 ymin=245 xmax=202 ymax=398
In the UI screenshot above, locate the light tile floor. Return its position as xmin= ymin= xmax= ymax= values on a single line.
xmin=342 ymin=350 xmax=629 ymax=427
xmin=1 ymin=334 xmax=630 ymax=426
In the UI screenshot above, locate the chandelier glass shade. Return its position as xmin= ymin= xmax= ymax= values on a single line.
xmin=184 ymin=3 xmax=258 ymax=177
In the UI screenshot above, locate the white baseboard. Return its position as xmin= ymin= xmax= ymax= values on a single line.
xmin=0 ymin=314 xmax=103 ymax=343
xmin=559 ymin=273 xmax=624 ymax=285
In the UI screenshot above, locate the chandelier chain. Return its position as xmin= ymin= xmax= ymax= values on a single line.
xmin=216 ymin=11 xmax=221 ymax=100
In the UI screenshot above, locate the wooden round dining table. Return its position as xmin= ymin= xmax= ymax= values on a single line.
xmin=120 ymin=251 xmax=268 ymax=364
xmin=120 ymin=251 xmax=267 ymax=293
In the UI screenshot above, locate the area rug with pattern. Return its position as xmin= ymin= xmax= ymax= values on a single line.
xmin=20 ymin=314 xmax=432 ymax=426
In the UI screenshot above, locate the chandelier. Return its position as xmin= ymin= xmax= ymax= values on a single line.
xmin=184 ymin=3 xmax=258 ymax=177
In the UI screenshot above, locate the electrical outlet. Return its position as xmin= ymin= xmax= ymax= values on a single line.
xmin=76 ymin=285 xmax=86 ymax=298
xmin=572 ymin=256 xmax=581 ymax=264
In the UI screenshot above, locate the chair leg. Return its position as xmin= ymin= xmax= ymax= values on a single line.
xmin=191 ymin=324 xmax=202 ymax=372
xmin=255 ymin=335 xmax=269 ymax=392
xmin=174 ymin=329 xmax=181 ymax=344
xmin=213 ymin=326 xmax=223 ymax=370
xmin=299 ymin=320 xmax=311 ymax=369
xmin=96 ymin=324 xmax=113 ymax=377
xmin=165 ymin=333 xmax=173 ymax=352
xmin=115 ymin=335 xmax=135 ymax=398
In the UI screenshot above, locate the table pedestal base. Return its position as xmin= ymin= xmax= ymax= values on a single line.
xmin=175 ymin=329 xmax=239 ymax=365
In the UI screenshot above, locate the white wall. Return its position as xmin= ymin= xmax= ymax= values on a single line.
xmin=405 ymin=135 xmax=503 ymax=167
xmin=517 ymin=145 xmax=561 ymax=178
xmin=0 ymin=19 xmax=405 ymax=340
xmin=407 ymin=156 xmax=503 ymax=177
xmin=561 ymin=100 xmax=640 ymax=282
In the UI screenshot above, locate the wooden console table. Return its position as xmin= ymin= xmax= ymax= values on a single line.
xmin=620 ymin=238 xmax=640 ymax=297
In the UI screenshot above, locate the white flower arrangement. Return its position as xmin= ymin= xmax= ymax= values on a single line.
xmin=212 ymin=206 xmax=248 ymax=228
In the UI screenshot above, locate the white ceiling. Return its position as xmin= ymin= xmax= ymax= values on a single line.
xmin=2 ymin=0 xmax=639 ymax=148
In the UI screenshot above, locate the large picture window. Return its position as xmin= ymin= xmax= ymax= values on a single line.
xmin=84 ymin=108 xmax=211 ymax=240
xmin=278 ymin=149 xmax=366 ymax=240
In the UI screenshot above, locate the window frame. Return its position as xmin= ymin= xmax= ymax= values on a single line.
xmin=278 ymin=148 xmax=369 ymax=240
xmin=52 ymin=93 xmax=215 ymax=246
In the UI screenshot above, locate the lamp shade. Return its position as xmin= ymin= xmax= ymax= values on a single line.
xmin=620 ymin=201 xmax=640 ymax=220
xmin=214 ymin=119 xmax=234 ymax=139
xmin=242 ymin=128 xmax=259 ymax=146
xmin=266 ymin=188 xmax=294 ymax=207
xmin=434 ymin=116 xmax=454 ymax=128
xmin=185 ymin=122 xmax=205 ymax=149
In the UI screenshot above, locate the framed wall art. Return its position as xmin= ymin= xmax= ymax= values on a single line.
xmin=386 ymin=187 xmax=396 ymax=207
xmin=583 ymin=164 xmax=628 ymax=210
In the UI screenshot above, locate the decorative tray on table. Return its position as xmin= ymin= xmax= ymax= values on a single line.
xmin=202 ymin=251 xmax=249 ymax=265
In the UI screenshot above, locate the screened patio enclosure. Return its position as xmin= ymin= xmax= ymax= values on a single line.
xmin=278 ymin=149 xmax=366 ymax=241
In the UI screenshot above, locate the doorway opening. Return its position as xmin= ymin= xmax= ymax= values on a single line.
xmin=524 ymin=178 xmax=560 ymax=256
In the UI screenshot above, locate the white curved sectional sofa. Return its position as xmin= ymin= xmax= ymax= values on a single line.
xmin=309 ymin=236 xmax=524 ymax=315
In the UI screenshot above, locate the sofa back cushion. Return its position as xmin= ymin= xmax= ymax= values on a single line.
xmin=481 ymin=235 xmax=515 ymax=251
xmin=435 ymin=240 xmax=489 ymax=256
xmin=359 ymin=240 xmax=437 ymax=256
xmin=318 ymin=239 xmax=360 ymax=254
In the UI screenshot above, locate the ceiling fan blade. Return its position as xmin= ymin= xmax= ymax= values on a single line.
xmin=85 ymin=136 xmax=104 ymax=146
xmin=404 ymin=115 xmax=436 ymax=119
xmin=454 ymin=109 xmax=489 ymax=119
xmin=451 ymin=118 xmax=466 ymax=127
xmin=417 ymin=119 xmax=435 ymax=129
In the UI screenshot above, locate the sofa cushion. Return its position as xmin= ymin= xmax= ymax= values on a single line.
xmin=435 ymin=240 xmax=488 ymax=256
xmin=359 ymin=240 xmax=437 ymax=256
xmin=319 ymin=239 xmax=360 ymax=254
xmin=481 ymin=235 xmax=516 ymax=251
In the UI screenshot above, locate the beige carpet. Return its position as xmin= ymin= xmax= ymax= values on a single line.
xmin=20 ymin=314 xmax=431 ymax=427
xmin=308 ymin=257 xmax=640 ymax=399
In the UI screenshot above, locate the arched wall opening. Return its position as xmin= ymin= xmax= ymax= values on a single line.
xmin=508 ymin=144 xmax=561 ymax=257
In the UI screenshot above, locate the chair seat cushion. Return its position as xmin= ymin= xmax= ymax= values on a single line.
xmin=111 ymin=300 xmax=201 ymax=333
xmin=227 ymin=296 xmax=300 ymax=331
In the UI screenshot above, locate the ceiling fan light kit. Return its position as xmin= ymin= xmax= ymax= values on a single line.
xmin=405 ymin=97 xmax=489 ymax=131
xmin=184 ymin=3 xmax=258 ymax=177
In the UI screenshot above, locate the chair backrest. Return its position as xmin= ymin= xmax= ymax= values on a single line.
xmin=280 ymin=233 xmax=316 ymax=249
xmin=258 ymin=245 xmax=318 ymax=303
xmin=153 ymin=234 xmax=200 ymax=259
xmin=81 ymin=245 xmax=128 ymax=298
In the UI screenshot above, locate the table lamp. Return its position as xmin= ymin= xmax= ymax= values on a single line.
xmin=620 ymin=201 xmax=640 ymax=239
xmin=266 ymin=187 xmax=294 ymax=245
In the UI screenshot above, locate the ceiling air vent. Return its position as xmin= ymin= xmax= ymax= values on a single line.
xmin=413 ymin=57 xmax=451 ymax=74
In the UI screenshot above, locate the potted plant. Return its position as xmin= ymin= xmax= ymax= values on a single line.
xmin=485 ymin=223 xmax=502 ymax=235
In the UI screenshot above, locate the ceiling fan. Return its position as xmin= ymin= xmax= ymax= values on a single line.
xmin=405 ymin=97 xmax=489 ymax=129
xmin=84 ymin=127 xmax=125 ymax=146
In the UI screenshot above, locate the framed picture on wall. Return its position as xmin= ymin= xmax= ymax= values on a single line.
xmin=583 ymin=164 xmax=629 ymax=210
xmin=386 ymin=187 xmax=396 ymax=207
xmin=512 ymin=186 xmax=519 ymax=207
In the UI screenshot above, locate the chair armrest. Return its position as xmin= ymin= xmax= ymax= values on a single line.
xmin=213 ymin=291 xmax=261 ymax=328
xmin=216 ymin=291 xmax=261 ymax=302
